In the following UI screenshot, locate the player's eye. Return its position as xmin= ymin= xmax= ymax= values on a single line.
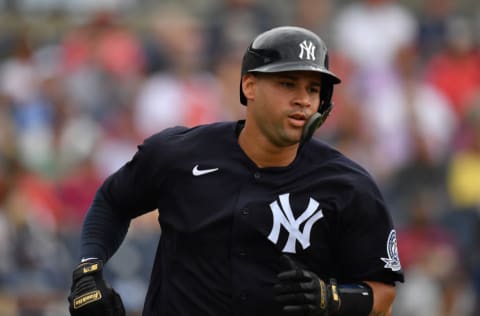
xmin=280 ymin=81 xmax=295 ymax=89
xmin=308 ymin=86 xmax=320 ymax=94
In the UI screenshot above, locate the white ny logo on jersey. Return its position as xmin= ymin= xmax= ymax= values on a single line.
xmin=298 ymin=40 xmax=316 ymax=60
xmin=267 ymin=193 xmax=324 ymax=253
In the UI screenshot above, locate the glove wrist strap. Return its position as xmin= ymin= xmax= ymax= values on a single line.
xmin=335 ymin=282 xmax=373 ymax=316
xmin=72 ymin=259 xmax=104 ymax=282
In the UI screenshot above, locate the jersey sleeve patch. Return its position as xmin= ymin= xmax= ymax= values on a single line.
xmin=380 ymin=229 xmax=402 ymax=272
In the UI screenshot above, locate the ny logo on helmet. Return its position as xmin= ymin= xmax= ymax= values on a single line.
xmin=267 ymin=193 xmax=324 ymax=253
xmin=299 ymin=40 xmax=316 ymax=61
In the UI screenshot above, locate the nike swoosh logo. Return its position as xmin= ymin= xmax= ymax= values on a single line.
xmin=192 ymin=165 xmax=219 ymax=176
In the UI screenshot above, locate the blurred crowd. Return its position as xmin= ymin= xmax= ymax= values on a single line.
xmin=1 ymin=0 xmax=480 ymax=315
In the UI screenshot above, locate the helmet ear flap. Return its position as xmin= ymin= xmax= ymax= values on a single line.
xmin=319 ymin=54 xmax=334 ymax=117
xmin=319 ymin=78 xmax=334 ymax=115
xmin=301 ymin=84 xmax=334 ymax=144
xmin=300 ymin=79 xmax=334 ymax=142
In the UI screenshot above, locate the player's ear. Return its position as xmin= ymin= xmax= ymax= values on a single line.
xmin=242 ymin=73 xmax=256 ymax=104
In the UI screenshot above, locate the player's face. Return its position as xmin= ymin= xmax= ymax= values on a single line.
xmin=243 ymin=71 xmax=322 ymax=147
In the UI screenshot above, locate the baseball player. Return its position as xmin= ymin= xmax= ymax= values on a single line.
xmin=68 ymin=26 xmax=404 ymax=316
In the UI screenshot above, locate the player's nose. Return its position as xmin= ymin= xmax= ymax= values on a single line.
xmin=292 ymin=87 xmax=312 ymax=108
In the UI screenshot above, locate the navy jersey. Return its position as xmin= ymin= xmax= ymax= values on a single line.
xmin=83 ymin=121 xmax=404 ymax=316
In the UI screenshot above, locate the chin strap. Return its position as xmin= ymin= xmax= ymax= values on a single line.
xmin=301 ymin=103 xmax=333 ymax=144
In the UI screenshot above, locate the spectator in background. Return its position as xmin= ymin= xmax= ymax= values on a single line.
xmin=204 ymin=0 xmax=275 ymax=72
xmin=90 ymin=106 xmax=139 ymax=179
xmin=332 ymin=0 xmax=417 ymax=73
xmin=445 ymin=104 xmax=480 ymax=313
xmin=448 ymin=103 xmax=480 ymax=210
xmin=331 ymin=0 xmax=419 ymax=168
xmin=0 ymin=88 xmax=16 ymax=171
xmin=361 ymin=44 xmax=456 ymax=212
xmin=0 ymin=159 xmax=74 ymax=314
xmin=0 ymin=31 xmax=38 ymax=106
xmin=0 ymin=31 xmax=57 ymax=175
xmin=395 ymin=189 xmax=476 ymax=316
xmin=62 ymin=10 xmax=144 ymax=80
xmin=340 ymin=40 xmax=455 ymax=190
xmin=416 ymin=0 xmax=456 ymax=61
xmin=211 ymin=48 xmax=246 ymax=121
xmin=133 ymin=6 xmax=223 ymax=138
xmin=425 ymin=16 xmax=480 ymax=120
xmin=289 ymin=0 xmax=334 ymax=43
xmin=56 ymin=9 xmax=147 ymax=187
xmin=61 ymin=10 xmax=144 ymax=120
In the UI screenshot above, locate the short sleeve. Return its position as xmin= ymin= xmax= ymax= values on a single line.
xmin=100 ymin=127 xmax=184 ymax=219
xmin=335 ymin=179 xmax=404 ymax=284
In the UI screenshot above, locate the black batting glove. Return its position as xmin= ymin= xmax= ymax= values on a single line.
xmin=68 ymin=259 xmax=125 ymax=316
xmin=274 ymin=255 xmax=341 ymax=316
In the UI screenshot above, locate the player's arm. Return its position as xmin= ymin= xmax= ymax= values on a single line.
xmin=76 ymin=129 xmax=171 ymax=262
xmin=79 ymin=189 xmax=131 ymax=262
xmin=364 ymin=281 xmax=396 ymax=316
xmin=68 ymin=187 xmax=132 ymax=316
xmin=68 ymin=132 xmax=169 ymax=316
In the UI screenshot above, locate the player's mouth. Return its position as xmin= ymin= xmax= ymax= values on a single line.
xmin=287 ymin=112 xmax=307 ymax=128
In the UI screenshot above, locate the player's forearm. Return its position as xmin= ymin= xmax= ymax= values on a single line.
xmin=80 ymin=189 xmax=130 ymax=262
xmin=365 ymin=281 xmax=396 ymax=316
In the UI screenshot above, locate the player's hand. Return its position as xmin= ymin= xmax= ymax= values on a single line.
xmin=274 ymin=255 xmax=340 ymax=316
xmin=68 ymin=259 xmax=125 ymax=316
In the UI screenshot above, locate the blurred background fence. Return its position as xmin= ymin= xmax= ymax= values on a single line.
xmin=1 ymin=0 xmax=480 ymax=315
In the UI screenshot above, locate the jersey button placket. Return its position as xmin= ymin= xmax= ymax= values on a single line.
xmin=253 ymin=172 xmax=261 ymax=181
xmin=239 ymin=207 xmax=249 ymax=256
